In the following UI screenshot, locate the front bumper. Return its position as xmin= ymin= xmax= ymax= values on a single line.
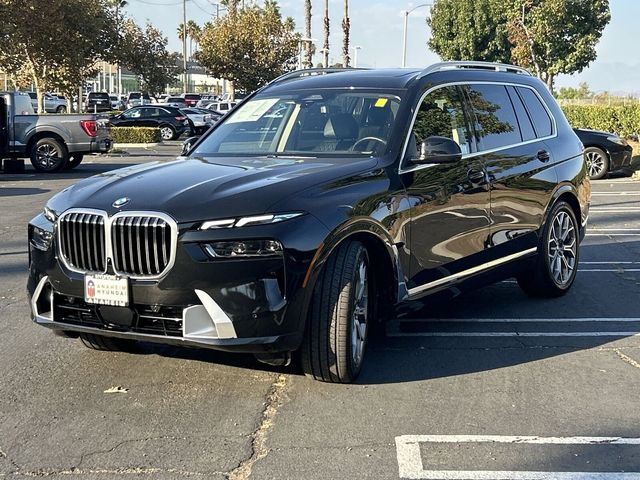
xmin=609 ymin=146 xmax=633 ymax=171
xmin=28 ymin=212 xmax=329 ymax=354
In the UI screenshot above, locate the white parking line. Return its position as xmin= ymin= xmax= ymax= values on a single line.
xmin=394 ymin=318 xmax=640 ymax=323
xmin=591 ymin=192 xmax=640 ymax=196
xmin=590 ymin=208 xmax=640 ymax=213
xmin=387 ymin=332 xmax=640 ymax=337
xmin=395 ymin=435 xmax=640 ymax=480
xmin=585 ymin=233 xmax=640 ymax=236
xmin=581 ymin=261 xmax=640 ymax=264
xmin=580 ymin=269 xmax=640 ymax=272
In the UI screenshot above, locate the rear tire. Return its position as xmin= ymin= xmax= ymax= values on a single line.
xmin=159 ymin=125 xmax=176 ymax=141
xmin=65 ymin=154 xmax=83 ymax=170
xmin=584 ymin=147 xmax=609 ymax=180
xmin=79 ymin=333 xmax=138 ymax=352
xmin=517 ymin=200 xmax=579 ymax=298
xmin=56 ymin=105 xmax=67 ymax=114
xmin=300 ymin=241 xmax=372 ymax=383
xmin=29 ymin=137 xmax=68 ymax=173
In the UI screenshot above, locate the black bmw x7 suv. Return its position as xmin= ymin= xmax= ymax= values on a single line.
xmin=28 ymin=62 xmax=590 ymax=383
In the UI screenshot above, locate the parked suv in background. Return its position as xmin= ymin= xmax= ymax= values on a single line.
xmin=86 ymin=92 xmax=112 ymax=113
xmin=27 ymin=92 xmax=68 ymax=113
xmin=125 ymin=92 xmax=151 ymax=109
xmin=181 ymin=93 xmax=201 ymax=107
xmin=28 ymin=62 xmax=590 ymax=383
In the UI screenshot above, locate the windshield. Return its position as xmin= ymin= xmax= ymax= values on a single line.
xmin=192 ymin=89 xmax=402 ymax=157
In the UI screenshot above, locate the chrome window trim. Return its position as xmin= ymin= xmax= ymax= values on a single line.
xmin=398 ymin=81 xmax=558 ymax=175
xmin=57 ymin=209 xmax=178 ymax=281
xmin=407 ymin=247 xmax=537 ymax=298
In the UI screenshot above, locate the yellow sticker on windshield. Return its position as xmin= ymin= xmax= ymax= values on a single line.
xmin=374 ymin=98 xmax=388 ymax=108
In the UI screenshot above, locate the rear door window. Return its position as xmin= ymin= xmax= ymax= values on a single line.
xmin=466 ymin=84 xmax=522 ymax=151
xmin=517 ymin=87 xmax=553 ymax=138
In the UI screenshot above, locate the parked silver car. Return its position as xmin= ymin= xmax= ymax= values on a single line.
xmin=26 ymin=92 xmax=68 ymax=113
xmin=180 ymin=107 xmax=220 ymax=134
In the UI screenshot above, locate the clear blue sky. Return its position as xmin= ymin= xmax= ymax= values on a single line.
xmin=126 ymin=0 xmax=639 ymax=94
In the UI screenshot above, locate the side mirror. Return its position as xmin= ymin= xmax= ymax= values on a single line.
xmin=413 ymin=136 xmax=462 ymax=164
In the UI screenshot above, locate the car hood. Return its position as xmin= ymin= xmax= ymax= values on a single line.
xmin=48 ymin=156 xmax=379 ymax=223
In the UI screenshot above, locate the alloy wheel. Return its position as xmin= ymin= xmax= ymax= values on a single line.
xmin=585 ymin=150 xmax=605 ymax=179
xmin=547 ymin=210 xmax=577 ymax=286
xmin=351 ymin=258 xmax=368 ymax=368
xmin=36 ymin=143 xmax=62 ymax=170
xmin=160 ymin=127 xmax=174 ymax=140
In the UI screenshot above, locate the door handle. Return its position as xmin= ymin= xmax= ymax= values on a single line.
xmin=537 ymin=149 xmax=550 ymax=162
xmin=467 ymin=168 xmax=486 ymax=184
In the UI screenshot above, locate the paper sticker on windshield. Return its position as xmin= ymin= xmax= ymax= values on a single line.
xmin=225 ymin=98 xmax=280 ymax=123
xmin=374 ymin=98 xmax=389 ymax=108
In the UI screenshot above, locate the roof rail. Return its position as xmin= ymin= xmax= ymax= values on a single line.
xmin=418 ymin=61 xmax=532 ymax=79
xmin=269 ymin=67 xmax=369 ymax=86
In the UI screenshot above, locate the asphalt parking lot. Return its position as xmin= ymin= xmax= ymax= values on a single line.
xmin=1 ymin=147 xmax=639 ymax=479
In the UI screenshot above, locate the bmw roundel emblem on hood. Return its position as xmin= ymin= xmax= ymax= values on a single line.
xmin=112 ymin=197 xmax=131 ymax=208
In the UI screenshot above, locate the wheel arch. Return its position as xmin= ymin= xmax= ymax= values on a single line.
xmin=544 ymin=185 xmax=583 ymax=235
xmin=26 ymin=131 xmax=68 ymax=156
xmin=303 ymin=218 xmax=406 ymax=322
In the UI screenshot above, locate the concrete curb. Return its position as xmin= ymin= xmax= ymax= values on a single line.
xmin=112 ymin=142 xmax=161 ymax=149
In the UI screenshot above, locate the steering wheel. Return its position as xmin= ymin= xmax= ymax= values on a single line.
xmin=351 ymin=136 xmax=387 ymax=153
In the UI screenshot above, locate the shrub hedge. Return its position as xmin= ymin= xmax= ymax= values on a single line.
xmin=110 ymin=127 xmax=161 ymax=144
xmin=561 ymin=104 xmax=640 ymax=138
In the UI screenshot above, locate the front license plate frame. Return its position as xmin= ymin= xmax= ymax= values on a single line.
xmin=85 ymin=274 xmax=129 ymax=307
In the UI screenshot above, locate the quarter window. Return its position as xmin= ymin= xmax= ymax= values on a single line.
xmin=517 ymin=87 xmax=553 ymax=138
xmin=467 ymin=84 xmax=521 ymax=151
xmin=410 ymin=85 xmax=472 ymax=158
xmin=507 ymin=86 xmax=536 ymax=142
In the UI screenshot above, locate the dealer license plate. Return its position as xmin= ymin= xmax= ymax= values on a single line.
xmin=85 ymin=274 xmax=129 ymax=307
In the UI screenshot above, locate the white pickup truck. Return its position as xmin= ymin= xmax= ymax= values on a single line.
xmin=1 ymin=91 xmax=112 ymax=172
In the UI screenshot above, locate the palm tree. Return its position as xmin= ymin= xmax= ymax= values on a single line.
xmin=323 ymin=0 xmax=330 ymax=68
xmin=186 ymin=20 xmax=201 ymax=60
xmin=303 ymin=0 xmax=312 ymax=68
xmin=177 ymin=22 xmax=186 ymax=43
xmin=342 ymin=0 xmax=350 ymax=67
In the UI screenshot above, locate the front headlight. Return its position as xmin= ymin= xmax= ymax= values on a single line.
xmin=607 ymin=135 xmax=628 ymax=146
xmin=30 ymin=225 xmax=53 ymax=251
xmin=203 ymin=239 xmax=283 ymax=258
xmin=199 ymin=212 xmax=304 ymax=230
xmin=43 ymin=205 xmax=58 ymax=223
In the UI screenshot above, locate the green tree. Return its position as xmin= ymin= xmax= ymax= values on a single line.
xmin=196 ymin=1 xmax=299 ymax=94
xmin=0 ymin=0 xmax=116 ymax=112
xmin=428 ymin=0 xmax=512 ymax=64
xmin=120 ymin=20 xmax=180 ymax=95
xmin=428 ymin=0 xmax=611 ymax=93
xmin=556 ymin=82 xmax=591 ymax=100
xmin=508 ymin=0 xmax=610 ymax=91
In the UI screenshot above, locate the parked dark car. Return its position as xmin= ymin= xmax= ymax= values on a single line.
xmin=108 ymin=105 xmax=190 ymax=140
xmin=86 ymin=92 xmax=112 ymax=113
xmin=573 ymin=128 xmax=634 ymax=180
xmin=161 ymin=97 xmax=188 ymax=108
xmin=28 ymin=63 xmax=590 ymax=383
xmin=181 ymin=93 xmax=201 ymax=107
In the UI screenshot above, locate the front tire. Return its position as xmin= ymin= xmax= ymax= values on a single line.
xmin=517 ymin=201 xmax=579 ymax=297
xmin=584 ymin=147 xmax=609 ymax=180
xmin=29 ymin=137 xmax=68 ymax=173
xmin=56 ymin=105 xmax=67 ymax=114
xmin=300 ymin=241 xmax=372 ymax=383
xmin=79 ymin=333 xmax=138 ymax=352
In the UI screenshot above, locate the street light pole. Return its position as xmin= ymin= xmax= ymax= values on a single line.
xmin=401 ymin=3 xmax=432 ymax=68
xmin=352 ymin=45 xmax=361 ymax=68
